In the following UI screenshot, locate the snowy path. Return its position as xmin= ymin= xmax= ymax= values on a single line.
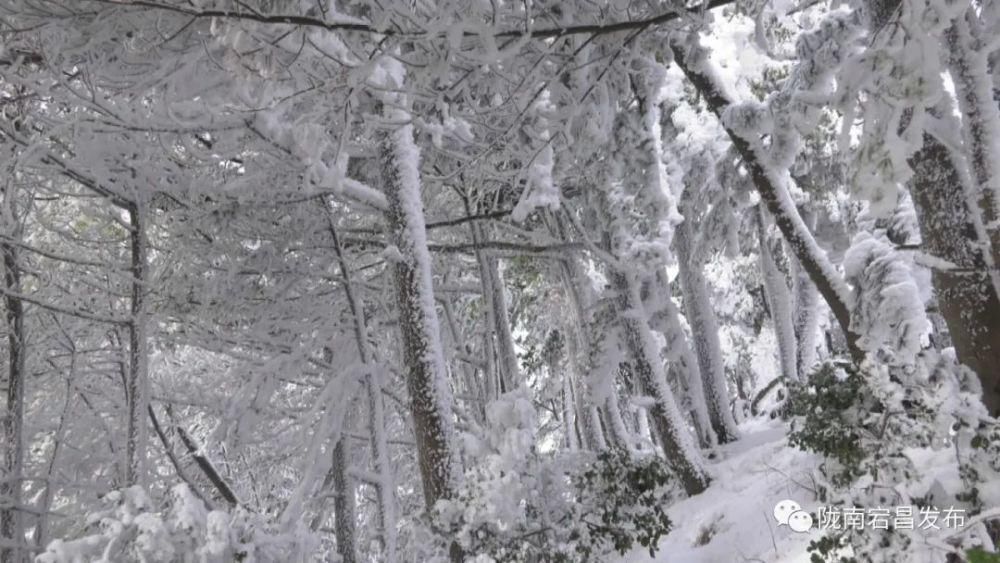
xmin=619 ymin=419 xmax=822 ymax=563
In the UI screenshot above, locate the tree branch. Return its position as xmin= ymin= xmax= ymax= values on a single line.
xmin=669 ymin=39 xmax=864 ymax=362
xmin=146 ymin=404 xmax=212 ymax=507
xmin=427 ymin=240 xmax=584 ymax=255
xmin=425 ymin=209 xmax=513 ymax=230
xmin=86 ymin=0 xmax=735 ymax=40
xmin=162 ymin=405 xmax=241 ymax=508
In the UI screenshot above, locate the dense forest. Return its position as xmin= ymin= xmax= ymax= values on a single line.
xmin=2 ymin=0 xmax=1000 ymax=561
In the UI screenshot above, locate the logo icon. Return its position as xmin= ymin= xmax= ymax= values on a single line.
xmin=788 ymin=510 xmax=814 ymax=532
xmin=774 ymin=499 xmax=813 ymax=533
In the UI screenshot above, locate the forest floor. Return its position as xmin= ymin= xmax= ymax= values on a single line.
xmin=619 ymin=418 xmax=823 ymax=563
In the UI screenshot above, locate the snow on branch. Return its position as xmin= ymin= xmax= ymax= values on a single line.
xmin=84 ymin=0 xmax=736 ymax=40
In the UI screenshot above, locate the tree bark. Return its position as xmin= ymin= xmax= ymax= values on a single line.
xmin=757 ymin=206 xmax=800 ymax=383
xmin=675 ymin=217 xmax=740 ymax=442
xmin=378 ymin=108 xmax=461 ymax=515
xmin=543 ymin=331 xmax=580 ymax=450
xmin=1 ymin=238 xmax=26 ymax=563
xmin=325 ymin=206 xmax=396 ymax=561
xmin=125 ymin=202 xmax=149 ymax=487
xmin=471 ymin=220 xmax=520 ymax=394
xmin=908 ymin=133 xmax=1000 ymax=416
xmin=791 ymin=210 xmax=822 ymax=378
xmin=647 ymin=269 xmax=715 ymax=448
xmin=548 ymin=212 xmax=609 ymax=451
xmin=947 ymin=8 xmax=1000 ymax=297
xmin=670 ymin=41 xmax=863 ymax=363
xmin=485 ymin=254 xmax=520 ymax=393
xmin=330 ymin=440 xmax=357 ymax=563
xmin=610 ymin=268 xmax=711 ymax=495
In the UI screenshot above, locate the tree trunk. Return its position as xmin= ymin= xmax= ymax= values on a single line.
xmin=379 ymin=107 xmax=461 ymax=515
xmin=602 ymin=393 xmax=633 ymax=452
xmin=314 ymin=342 xmax=358 ymax=563
xmin=543 ymin=331 xmax=581 ymax=451
xmin=159 ymin=405 xmax=240 ymax=508
xmin=675 ymin=217 xmax=740 ymax=443
xmin=467 ymin=217 xmax=502 ymax=402
xmin=561 ymin=369 xmax=580 ymax=450
xmin=441 ymin=296 xmax=487 ymax=424
xmin=1 ymin=239 xmax=26 ymax=563
xmin=908 ymin=133 xmax=1000 ymax=416
xmin=471 ymin=220 xmax=520 ymax=394
xmin=648 ymin=268 xmax=715 ymax=448
xmin=331 ymin=440 xmax=357 ymax=563
xmin=791 ymin=210 xmax=822 ymax=378
xmin=610 ymin=268 xmax=711 ymax=495
xmin=670 ymin=41 xmax=863 ymax=363
xmin=757 ymin=206 xmax=800 ymax=383
xmin=34 ymin=345 xmax=76 ymax=551
xmin=590 ymin=175 xmax=709 ymax=483
xmin=549 ymin=213 xmax=609 ymax=451
xmin=125 ymin=202 xmax=148 ymax=486
xmin=947 ymin=8 xmax=1000 ymax=297
xmin=485 ymin=255 xmax=520 ymax=393
xmin=325 ymin=206 xmax=396 ymax=561
xmin=563 ymin=265 xmax=629 ymax=452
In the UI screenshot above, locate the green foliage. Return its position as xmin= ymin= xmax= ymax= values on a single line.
xmin=967 ymin=548 xmax=1000 ymax=563
xmin=787 ymin=356 xmax=1000 ymax=563
xmin=807 ymin=534 xmax=856 ymax=563
xmin=433 ymin=449 xmax=675 ymax=562
xmin=572 ymin=449 xmax=675 ymax=559
xmin=786 ymin=362 xmax=876 ymax=487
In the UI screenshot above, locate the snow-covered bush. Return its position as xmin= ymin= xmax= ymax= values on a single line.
xmin=36 ymin=485 xmax=314 ymax=563
xmin=430 ymin=449 xmax=676 ymax=562
xmin=425 ymin=390 xmax=677 ymax=562
xmin=787 ymin=361 xmax=874 ymax=488
xmin=788 ymin=359 xmax=1000 ymax=562
xmin=844 ymin=232 xmax=931 ymax=363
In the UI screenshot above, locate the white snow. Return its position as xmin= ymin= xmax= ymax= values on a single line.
xmin=616 ymin=419 xmax=822 ymax=563
xmin=511 ymin=90 xmax=560 ymax=222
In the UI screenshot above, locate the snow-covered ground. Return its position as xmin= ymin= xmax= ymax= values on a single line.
xmin=618 ymin=419 xmax=822 ymax=563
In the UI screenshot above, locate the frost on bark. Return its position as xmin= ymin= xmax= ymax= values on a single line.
xmin=486 ymin=258 xmax=520 ymax=393
xmin=549 ymin=213 xmax=610 ymax=451
xmin=556 ymin=279 xmax=607 ymax=452
xmin=647 ymin=269 xmax=715 ymax=448
xmin=602 ymin=390 xmax=633 ymax=453
xmin=324 ymin=205 xmax=396 ymax=560
xmin=670 ymin=42 xmax=863 ymax=363
xmin=312 ymin=345 xmax=358 ymax=563
xmin=562 ymin=261 xmax=623 ymax=452
xmin=674 ymin=217 xmax=740 ymax=443
xmin=947 ymin=7 xmax=1000 ymax=285
xmin=756 ymin=206 xmax=799 ymax=383
xmin=471 ymin=221 xmax=521 ymax=395
xmin=468 ymin=220 xmax=501 ymax=401
xmin=125 ymin=202 xmax=149 ymax=487
xmin=378 ymin=111 xmax=461 ymax=512
xmin=791 ymin=210 xmax=822 ymax=379
xmin=610 ymin=267 xmax=710 ymax=495
xmin=859 ymin=0 xmax=1000 ymax=412
xmin=1 ymin=231 xmax=26 ymax=562
xmin=587 ymin=303 xmax=634 ymax=453
xmin=330 ymin=440 xmax=357 ymax=563
xmin=542 ymin=330 xmax=580 ymax=450
xmin=441 ymin=297 xmax=487 ymax=424
xmin=908 ymin=133 xmax=1000 ymax=416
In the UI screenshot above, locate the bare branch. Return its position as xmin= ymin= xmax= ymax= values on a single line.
xmin=84 ymin=0 xmax=735 ymax=40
